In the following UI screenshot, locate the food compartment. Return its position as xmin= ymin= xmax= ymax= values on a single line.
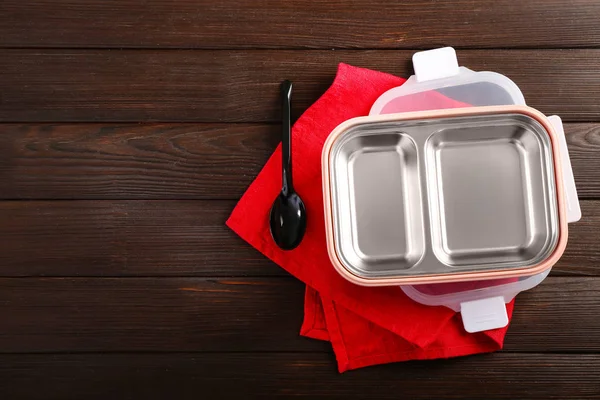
xmin=329 ymin=126 xmax=425 ymax=277
xmin=323 ymin=108 xmax=565 ymax=285
xmin=425 ymin=116 xmax=558 ymax=268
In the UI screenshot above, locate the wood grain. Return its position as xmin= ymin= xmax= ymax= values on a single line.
xmin=0 ymin=200 xmax=597 ymax=277
xmin=0 ymin=276 xmax=598 ymax=354
xmin=0 ymin=123 xmax=280 ymax=200
xmin=2 ymin=1 xmax=600 ymax=398
xmin=3 ymin=50 xmax=600 ymax=122
xmin=0 ymin=353 xmax=599 ymax=399
xmin=565 ymin=123 xmax=600 ymax=198
xmin=2 ymin=0 xmax=600 ymax=50
xmin=0 ymin=122 xmax=598 ymax=200
xmin=0 ymin=200 xmax=284 ymax=277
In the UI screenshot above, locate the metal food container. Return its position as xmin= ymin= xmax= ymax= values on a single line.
xmin=322 ymin=105 xmax=568 ymax=286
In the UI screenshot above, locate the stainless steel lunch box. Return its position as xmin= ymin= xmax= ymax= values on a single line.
xmin=322 ymin=106 xmax=568 ymax=286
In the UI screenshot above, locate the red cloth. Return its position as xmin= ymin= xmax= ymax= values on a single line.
xmin=226 ymin=63 xmax=514 ymax=372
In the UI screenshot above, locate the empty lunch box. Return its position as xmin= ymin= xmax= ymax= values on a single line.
xmin=323 ymin=105 xmax=568 ymax=285
xmin=322 ymin=48 xmax=581 ymax=332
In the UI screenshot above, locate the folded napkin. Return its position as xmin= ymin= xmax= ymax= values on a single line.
xmin=227 ymin=63 xmax=514 ymax=372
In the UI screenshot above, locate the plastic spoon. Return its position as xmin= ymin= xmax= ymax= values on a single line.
xmin=269 ymin=80 xmax=307 ymax=250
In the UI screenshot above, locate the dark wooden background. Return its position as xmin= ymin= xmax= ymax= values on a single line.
xmin=1 ymin=1 xmax=600 ymax=398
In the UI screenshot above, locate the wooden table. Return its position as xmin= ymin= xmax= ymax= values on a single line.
xmin=1 ymin=1 xmax=600 ymax=398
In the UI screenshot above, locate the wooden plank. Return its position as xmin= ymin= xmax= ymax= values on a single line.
xmin=0 ymin=354 xmax=599 ymax=399
xmin=0 ymin=353 xmax=599 ymax=400
xmin=0 ymin=200 xmax=284 ymax=277
xmin=566 ymin=123 xmax=600 ymax=199
xmin=0 ymin=277 xmax=317 ymax=353
xmin=0 ymin=122 xmax=598 ymax=200
xmin=2 ymin=50 xmax=600 ymax=122
xmin=0 ymin=200 xmax=597 ymax=277
xmin=0 ymin=276 xmax=598 ymax=353
xmin=0 ymin=123 xmax=279 ymax=200
xmin=2 ymin=1 xmax=600 ymax=50
xmin=560 ymin=201 xmax=600 ymax=276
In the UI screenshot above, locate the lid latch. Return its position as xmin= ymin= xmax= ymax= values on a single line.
xmin=460 ymin=296 xmax=509 ymax=333
xmin=412 ymin=47 xmax=460 ymax=82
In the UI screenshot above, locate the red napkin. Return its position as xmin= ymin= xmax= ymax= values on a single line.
xmin=227 ymin=63 xmax=514 ymax=372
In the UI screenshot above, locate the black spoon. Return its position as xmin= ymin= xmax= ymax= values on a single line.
xmin=269 ymin=80 xmax=307 ymax=250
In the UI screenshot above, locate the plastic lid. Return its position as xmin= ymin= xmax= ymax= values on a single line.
xmin=367 ymin=47 xmax=579 ymax=332
xmin=401 ymin=269 xmax=551 ymax=332
xmin=370 ymin=47 xmax=525 ymax=116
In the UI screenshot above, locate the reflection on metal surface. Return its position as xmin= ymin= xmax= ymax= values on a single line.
xmin=327 ymin=113 xmax=558 ymax=279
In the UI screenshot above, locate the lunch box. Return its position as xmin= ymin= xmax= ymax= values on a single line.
xmin=322 ymin=48 xmax=581 ymax=332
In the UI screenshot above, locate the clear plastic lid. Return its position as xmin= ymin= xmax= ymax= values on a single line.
xmin=370 ymin=47 xmax=525 ymax=116
xmin=368 ymin=47 xmax=580 ymax=332
xmin=401 ymin=270 xmax=551 ymax=333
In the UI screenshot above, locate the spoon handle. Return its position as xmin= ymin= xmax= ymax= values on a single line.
xmin=281 ymin=80 xmax=293 ymax=196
